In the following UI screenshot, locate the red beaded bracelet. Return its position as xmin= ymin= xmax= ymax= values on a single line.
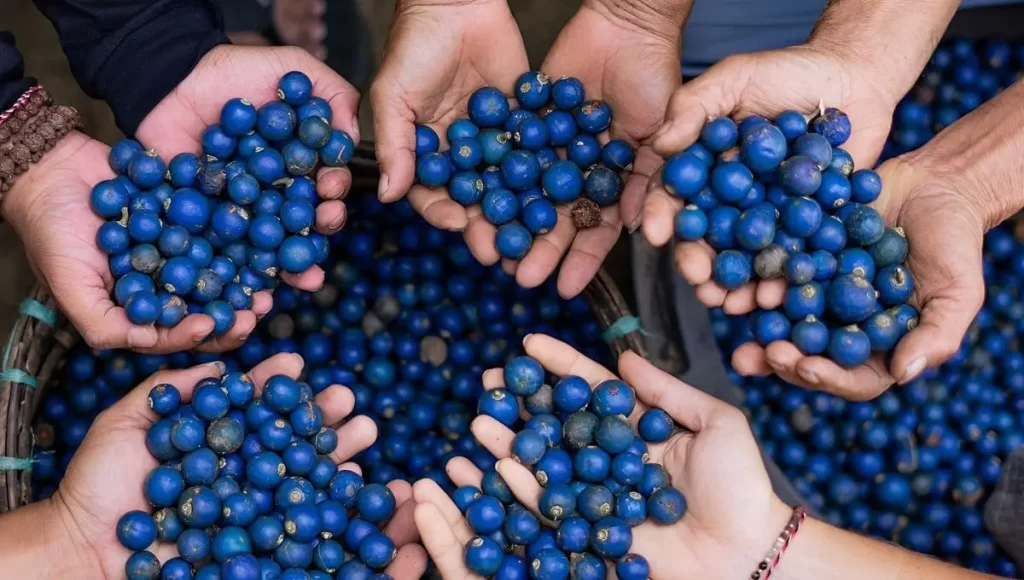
xmin=0 ymin=85 xmax=44 ymax=126
xmin=750 ymin=505 xmax=807 ymax=580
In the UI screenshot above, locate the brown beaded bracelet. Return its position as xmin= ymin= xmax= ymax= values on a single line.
xmin=750 ymin=505 xmax=807 ymax=580
xmin=0 ymin=100 xmax=82 ymax=195
xmin=0 ymin=86 xmax=52 ymax=145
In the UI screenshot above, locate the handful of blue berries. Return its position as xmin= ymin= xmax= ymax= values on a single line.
xmin=466 ymin=355 xmax=683 ymax=578
xmin=667 ymin=108 xmax=917 ymax=367
xmin=413 ymin=71 xmax=635 ymax=261
xmin=117 ymin=372 xmax=400 ymax=579
xmin=91 ymin=71 xmax=350 ymax=335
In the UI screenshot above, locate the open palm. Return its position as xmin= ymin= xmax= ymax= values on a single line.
xmin=413 ymin=334 xmax=791 ymax=578
xmin=2 ymin=132 xmax=268 ymax=352
xmin=138 ymin=44 xmax=362 ymax=292
xmin=370 ymin=0 xmax=529 ymax=265
xmin=525 ymin=1 xmax=682 ymax=297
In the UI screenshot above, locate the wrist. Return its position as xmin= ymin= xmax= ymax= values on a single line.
xmin=712 ymin=497 xmax=793 ymax=580
xmin=0 ymin=495 xmax=100 ymax=578
xmin=2 ymin=130 xmax=92 ymax=229
xmin=583 ymin=0 xmax=690 ymax=44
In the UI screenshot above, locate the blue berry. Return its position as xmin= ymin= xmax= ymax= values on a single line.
xmin=166 ymin=188 xmax=212 ymax=234
xmin=828 ymin=325 xmax=872 ymax=367
xmin=468 ymin=87 xmax=510 ymax=128
xmin=279 ymin=236 xmax=318 ymax=273
xmin=117 ymin=510 xmax=158 ymax=551
xmin=109 ymin=139 xmax=144 ymax=173
xmin=127 ymin=210 xmax=163 ymax=243
xmin=501 ymin=150 xmax=541 ymax=191
xmin=280 ymin=198 xmax=315 ymax=233
xmin=202 ymin=124 xmax=237 ymax=159
xmin=148 ymin=384 xmax=181 ymax=416
xmin=355 ymin=483 xmax=395 ymax=523
xmin=480 ymin=130 xmax=514 ymax=165
xmin=177 ymin=528 xmax=212 ymax=563
xmin=779 ymin=155 xmax=822 ymax=196
xmin=96 ymin=221 xmax=129 ymax=255
xmin=675 ymin=205 xmax=708 ymax=241
xmin=793 ymin=133 xmax=833 ymax=169
xmin=864 ymin=310 xmax=902 ymax=352
xmin=638 ymin=408 xmax=674 ymax=442
xmin=482 ymin=188 xmax=518 ymax=226
xmin=204 ymin=300 xmax=237 ymax=336
xmin=867 ymin=227 xmax=909 ymax=268
xmin=447 ymin=118 xmax=480 ymax=141
xmin=450 ymin=138 xmax=483 ymax=170
xmin=783 ymin=282 xmax=826 ymax=320
xmin=713 ymin=250 xmax=751 ymax=289
xmin=538 ymin=483 xmax=576 ymax=521
xmin=705 ymin=206 xmax=740 ymax=250
xmin=808 ymin=215 xmax=847 ymax=253
xmin=647 ymin=487 xmax=687 ymax=524
xmin=754 ymin=310 xmax=792 ymax=345
xmin=785 ymin=252 xmax=817 ymax=284
xmin=514 ymin=117 xmax=550 ymax=151
xmin=585 ymin=166 xmax=623 ymax=206
xmin=320 ymin=130 xmax=355 ymax=166
xmin=875 ymin=265 xmax=915 ymax=306
xmin=359 ymin=532 xmax=396 ymax=569
xmin=701 ymin=117 xmax=738 ymax=152
xmin=575 ymin=100 xmax=612 ymax=134
xmin=850 ymin=169 xmax=882 ymax=203
xmin=125 ymin=550 xmax=160 ymax=580
xmin=414 ymin=125 xmax=440 ymax=155
xmin=124 ymin=291 xmax=162 ymax=326
xmin=128 ymin=150 xmax=166 ymax=189
xmin=551 ymin=77 xmax=585 ymax=111
xmin=257 ymin=101 xmax=297 ymax=141
xmin=283 ymin=140 xmax=318 ymax=175
xmin=844 ymin=205 xmax=886 ymax=246
xmin=815 ymin=169 xmax=851 ymax=210
xmin=496 ymin=222 xmax=532 ymax=260
xmin=735 ymin=206 xmax=777 ymax=251
xmin=178 ymin=486 xmax=222 ymax=528
xmin=775 ymin=110 xmax=808 ymax=140
xmin=415 ymin=152 xmax=451 ymax=188
xmin=464 ymin=536 xmax=503 ymax=576
xmin=827 ymin=274 xmax=877 ymax=323
xmin=616 ymin=554 xmax=651 ymax=580
xmin=710 ymin=161 xmax=754 ymax=203
xmin=780 ymin=196 xmax=823 ymax=238
xmin=278 ymin=71 xmax=313 ymax=105
xmin=542 ymin=160 xmax=585 ymax=204
xmin=448 ymin=171 xmax=485 ymax=206
xmin=466 ymin=495 xmax=507 ymax=534
xmin=221 ymin=98 xmax=258 ymax=136
xmin=544 ymin=110 xmax=578 ymax=147
xmin=589 ymin=517 xmax=632 ymax=559
xmin=740 ymin=123 xmax=788 ymax=172
xmin=521 ymin=197 xmax=557 ymax=235
xmin=812 ymin=107 xmax=852 ymax=146
xmin=515 ymin=71 xmax=552 ymax=110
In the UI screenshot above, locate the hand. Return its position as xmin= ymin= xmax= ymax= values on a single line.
xmin=642 ymin=45 xmax=897 ymax=309
xmin=1 ymin=132 xmax=269 ymax=353
xmin=40 ymin=353 xmax=425 ymax=578
xmin=502 ymin=0 xmax=682 ymax=297
xmin=370 ymin=0 xmax=529 ymax=260
xmin=413 ymin=334 xmax=791 ymax=578
xmin=138 ymin=44 xmax=361 ymax=292
xmin=730 ymin=157 xmax=986 ymax=400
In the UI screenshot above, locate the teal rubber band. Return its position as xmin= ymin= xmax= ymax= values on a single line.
xmin=0 ymin=456 xmax=33 ymax=471
xmin=19 ymin=299 xmax=57 ymax=327
xmin=1 ymin=369 xmax=37 ymax=388
xmin=601 ymin=316 xmax=648 ymax=343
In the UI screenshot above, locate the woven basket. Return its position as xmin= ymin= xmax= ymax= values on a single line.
xmin=0 ymin=143 xmax=647 ymax=514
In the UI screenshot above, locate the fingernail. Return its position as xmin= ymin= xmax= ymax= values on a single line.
xmin=899 ymin=356 xmax=926 ymax=384
xmin=201 ymin=361 xmax=227 ymax=375
xmin=377 ymin=173 xmax=389 ymax=200
xmin=350 ymin=116 xmax=361 ymax=143
xmin=627 ymin=215 xmax=642 ymax=234
xmin=522 ymin=333 xmax=533 ymax=347
xmin=797 ymin=367 xmax=818 ymax=385
xmin=127 ymin=327 xmax=157 ymax=348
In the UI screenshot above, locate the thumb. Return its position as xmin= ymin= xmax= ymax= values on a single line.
xmin=650 ymin=56 xmax=746 ymax=157
xmin=891 ymin=289 xmax=983 ymax=385
xmin=104 ymin=361 xmax=227 ymax=429
xmin=370 ymin=75 xmax=418 ymax=204
xmin=60 ymin=284 xmax=159 ymax=351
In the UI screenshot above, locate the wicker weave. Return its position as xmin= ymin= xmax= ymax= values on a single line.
xmin=0 ymin=144 xmax=648 ymax=515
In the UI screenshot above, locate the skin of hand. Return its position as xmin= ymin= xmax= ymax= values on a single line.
xmin=138 ymin=43 xmax=361 ymax=292
xmin=0 ymin=353 xmax=427 ymax=579
xmin=1 ymin=132 xmax=273 ymax=353
xmin=494 ymin=0 xmax=686 ymax=298
xmin=369 ymin=0 xmax=529 ymax=260
xmin=412 ymin=333 xmax=792 ymax=578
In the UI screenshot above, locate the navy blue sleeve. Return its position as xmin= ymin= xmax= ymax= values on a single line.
xmin=0 ymin=33 xmax=36 ymax=112
xmin=30 ymin=0 xmax=230 ymax=136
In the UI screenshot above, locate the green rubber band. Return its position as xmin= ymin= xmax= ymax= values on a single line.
xmin=0 ymin=456 xmax=33 ymax=471
xmin=19 ymin=299 xmax=57 ymax=326
xmin=1 ymin=369 xmax=37 ymax=387
xmin=601 ymin=316 xmax=648 ymax=343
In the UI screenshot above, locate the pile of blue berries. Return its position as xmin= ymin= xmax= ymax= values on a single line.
xmin=463 ymin=355 xmax=683 ymax=578
xmin=91 ymin=71 xmax=351 ymax=333
xmin=413 ymin=71 xmax=635 ymax=260
xmin=117 ymin=371 xmax=402 ymax=579
xmin=666 ymin=107 xmax=916 ymax=367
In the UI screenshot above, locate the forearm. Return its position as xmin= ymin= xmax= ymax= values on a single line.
xmin=584 ymin=0 xmax=695 ymax=41
xmin=0 ymin=498 xmax=99 ymax=579
xmin=776 ymin=518 xmax=998 ymax=580
xmin=30 ymin=0 xmax=229 ymax=136
xmin=808 ymin=0 xmax=958 ymax=105
xmin=902 ymin=78 xmax=1024 ymax=230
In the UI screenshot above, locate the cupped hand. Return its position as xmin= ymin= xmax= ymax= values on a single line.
xmin=369 ymin=0 xmax=528 ymax=258
xmin=138 ymin=43 xmax=362 ymax=292
xmin=508 ymin=0 xmax=682 ymax=297
xmin=731 ymin=157 xmax=987 ymax=400
xmin=1 ymin=132 xmax=270 ymax=353
xmin=413 ymin=334 xmax=791 ymax=578
xmin=45 ymin=352 xmax=426 ymax=578
xmin=642 ymin=45 xmax=897 ymax=310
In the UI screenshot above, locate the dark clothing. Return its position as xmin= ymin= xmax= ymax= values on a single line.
xmin=1 ymin=0 xmax=229 ymax=135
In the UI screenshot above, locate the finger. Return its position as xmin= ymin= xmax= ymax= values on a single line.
xmin=501 ymin=258 xmax=519 ymax=277
xmin=196 ymin=310 xmax=258 ymax=353
xmin=618 ymin=350 xmax=730 ymax=432
xmin=412 ymin=478 xmax=474 ymax=543
xmin=470 ymin=416 xmax=516 ymax=460
xmin=620 ymin=146 xmax=660 ymax=232
xmin=694 ymin=281 xmax=728 ymax=308
xmin=792 ymin=354 xmax=895 ymax=401
xmin=328 ymin=415 xmax=378 ymax=463
xmin=642 ymin=180 xmax=685 ymax=247
xmin=673 ymin=241 xmax=715 ymax=285
xmin=314 ymin=385 xmax=355 ymax=426
xmin=66 ymin=286 xmax=212 ymax=352
xmin=248 ymin=352 xmax=305 ymax=390
xmin=316 ymin=166 xmax=352 ymax=200
xmin=762 ymin=341 xmax=818 ymax=386
xmin=445 ymin=456 xmax=484 ymax=488
xmin=556 ymin=205 xmax=622 ymax=298
xmin=385 ymin=491 xmax=420 ymax=547
xmin=722 ymin=283 xmax=757 ymax=315
xmin=369 ymin=77 xmax=417 ymax=202
xmin=495 ymin=458 xmax=546 ymax=517
xmin=280 ymin=266 xmax=325 ymax=292
xmin=651 ymin=69 xmax=735 ymax=156
xmin=407 ymin=185 xmax=470 ymax=231
xmin=114 ymin=361 xmax=227 ymax=426
xmin=315 ymin=199 xmax=347 ymax=234
xmin=389 ymin=479 xmax=414 ymax=508
xmin=413 ymin=503 xmax=479 ymax=579
xmin=338 ymin=462 xmax=362 ymax=476
xmin=516 ymin=206 xmax=576 ymax=289
xmin=891 ymin=293 xmax=980 ymax=385
xmin=464 ymin=209 xmax=500 ymax=266
xmin=755 ymin=279 xmax=787 ymax=310
xmin=522 ymin=334 xmax=617 ymax=385
xmin=251 ymin=291 xmax=274 ymax=319
xmin=385 ymin=543 xmax=429 ymax=580
xmin=731 ymin=342 xmax=773 ymax=377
